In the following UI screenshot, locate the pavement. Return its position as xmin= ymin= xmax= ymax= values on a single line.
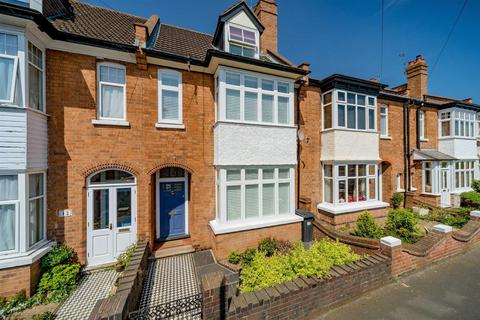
xmin=315 ymin=245 xmax=480 ymax=320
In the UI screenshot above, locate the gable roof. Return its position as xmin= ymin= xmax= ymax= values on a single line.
xmin=212 ymin=0 xmax=265 ymax=47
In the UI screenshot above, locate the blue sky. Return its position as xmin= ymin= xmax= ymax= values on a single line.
xmin=84 ymin=0 xmax=479 ymax=102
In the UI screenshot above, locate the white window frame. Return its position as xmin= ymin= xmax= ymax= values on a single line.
xmin=454 ymin=160 xmax=475 ymax=191
xmin=215 ymin=67 xmax=294 ymax=126
xmin=216 ymin=166 xmax=295 ymax=224
xmin=439 ymin=108 xmax=476 ymax=139
xmin=27 ymin=171 xmax=47 ymax=249
xmin=224 ymin=22 xmax=259 ymax=59
xmin=419 ymin=110 xmax=425 ymax=140
xmin=157 ymin=69 xmax=183 ymax=127
xmin=396 ymin=173 xmax=404 ymax=192
xmin=422 ymin=161 xmax=435 ymax=194
xmin=27 ymin=40 xmax=45 ymax=112
xmin=0 ymin=30 xmax=20 ymax=105
xmin=96 ymin=62 xmax=127 ymax=122
xmin=322 ymin=89 xmax=377 ymax=132
xmin=322 ymin=162 xmax=379 ymax=205
xmin=0 ymin=175 xmax=20 ymax=255
xmin=380 ymin=105 xmax=388 ymax=137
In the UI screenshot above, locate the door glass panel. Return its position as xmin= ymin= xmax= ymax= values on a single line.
xmin=93 ymin=189 xmax=109 ymax=230
xmin=117 ymin=188 xmax=131 ymax=228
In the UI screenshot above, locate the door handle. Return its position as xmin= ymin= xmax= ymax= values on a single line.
xmin=109 ymin=223 xmax=112 ymax=230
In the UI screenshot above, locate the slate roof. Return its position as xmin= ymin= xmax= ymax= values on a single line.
xmin=413 ymin=149 xmax=457 ymax=161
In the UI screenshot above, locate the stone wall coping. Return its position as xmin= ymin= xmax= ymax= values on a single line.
xmin=432 ymin=224 xmax=453 ymax=234
xmin=380 ymin=236 xmax=402 ymax=247
xmin=313 ymin=220 xmax=381 ymax=250
xmin=470 ymin=210 xmax=480 ymax=218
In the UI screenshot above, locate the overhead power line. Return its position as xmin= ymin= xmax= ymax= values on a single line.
xmin=379 ymin=0 xmax=384 ymax=81
xmin=431 ymin=0 xmax=468 ymax=75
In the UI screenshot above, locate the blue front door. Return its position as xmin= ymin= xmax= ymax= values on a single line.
xmin=159 ymin=181 xmax=186 ymax=239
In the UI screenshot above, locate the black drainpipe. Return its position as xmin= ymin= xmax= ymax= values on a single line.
xmin=296 ymin=80 xmax=305 ymax=208
xmin=403 ymin=101 xmax=409 ymax=207
xmin=416 ymin=106 xmax=421 ymax=150
xmin=406 ymin=102 xmax=411 ymax=195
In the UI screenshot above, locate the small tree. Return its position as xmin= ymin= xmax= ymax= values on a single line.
xmin=353 ymin=211 xmax=383 ymax=239
xmin=390 ymin=192 xmax=404 ymax=209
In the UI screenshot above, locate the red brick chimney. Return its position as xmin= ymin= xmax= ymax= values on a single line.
xmin=406 ymin=55 xmax=428 ymax=99
xmin=254 ymin=0 xmax=278 ymax=53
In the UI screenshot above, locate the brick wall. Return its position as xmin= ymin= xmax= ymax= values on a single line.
xmin=0 ymin=261 xmax=40 ymax=298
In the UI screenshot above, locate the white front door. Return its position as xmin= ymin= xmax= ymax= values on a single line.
xmin=440 ymin=168 xmax=451 ymax=207
xmin=87 ymin=186 xmax=136 ymax=266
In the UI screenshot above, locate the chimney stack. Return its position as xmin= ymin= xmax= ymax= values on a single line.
xmin=254 ymin=0 xmax=278 ymax=53
xmin=406 ymin=55 xmax=428 ymax=99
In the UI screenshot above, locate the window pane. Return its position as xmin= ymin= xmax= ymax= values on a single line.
xmin=117 ymin=188 xmax=132 ymax=227
xmin=279 ymin=183 xmax=290 ymax=214
xmin=348 ymin=179 xmax=357 ymax=202
xmin=245 ymin=169 xmax=258 ymax=180
xmin=369 ymin=165 xmax=375 ymax=176
xmin=0 ymin=175 xmax=18 ymax=201
xmin=2 ymin=34 xmax=18 ymax=55
xmin=100 ymin=66 xmax=125 ymax=84
xmin=357 ymin=106 xmax=366 ymax=129
xmin=93 ymin=189 xmax=109 ymax=230
xmin=337 ymin=91 xmax=345 ymax=102
xmin=347 ymin=105 xmax=356 ymax=129
xmin=262 ymin=183 xmax=275 ymax=216
xmin=229 ymin=26 xmax=243 ymax=41
xmin=262 ymin=169 xmax=274 ymax=179
xmin=278 ymin=96 xmax=289 ymax=124
xmin=242 ymin=47 xmax=255 ymax=58
xmin=229 ymin=44 xmax=243 ymax=56
xmin=226 ymin=170 xmax=241 ymax=181
xmin=244 ymin=92 xmax=258 ymax=122
xmin=162 ymin=90 xmax=179 ymax=120
xmin=29 ymin=63 xmax=43 ymax=110
xmin=357 ymin=95 xmax=366 ymax=106
xmin=338 ymin=180 xmax=346 ymax=203
xmin=358 ymin=178 xmax=366 ymax=201
xmin=244 ymin=76 xmax=258 ymax=88
xmin=29 ymin=174 xmax=44 ymax=198
xmin=226 ymin=72 xmax=240 ymax=86
xmin=368 ymin=109 xmax=375 ymax=130
xmin=226 ymin=89 xmax=241 ymax=120
xmin=243 ymin=30 xmax=256 ymax=44
xmin=369 ymin=178 xmax=376 ymax=200
xmin=324 ymin=104 xmax=332 ymax=129
xmin=348 ymin=165 xmax=356 ymax=177
xmin=323 ymin=92 xmax=332 ymax=104
xmin=278 ymin=82 xmax=289 ymax=93
xmin=226 ymin=186 xmax=241 ymax=221
xmin=0 ymin=57 xmax=14 ymax=101
xmin=101 ymin=84 xmax=124 ymax=119
xmin=245 ymin=185 xmax=259 ymax=219
xmin=368 ymin=97 xmax=375 ymax=106
xmin=324 ymin=179 xmax=333 ymax=203
xmin=347 ymin=93 xmax=356 ymax=104
xmin=0 ymin=204 xmax=16 ymax=252
xmin=338 ymin=104 xmax=346 ymax=127
xmin=279 ymin=168 xmax=290 ymax=179
xmin=380 ymin=115 xmax=387 ymax=136
xmin=262 ymin=80 xmax=274 ymax=91
xmin=358 ymin=165 xmax=366 ymax=176
xmin=338 ymin=165 xmax=346 ymax=176
xmin=159 ymin=167 xmax=184 ymax=178
xmin=161 ymin=72 xmax=179 ymax=87
xmin=324 ymin=164 xmax=333 ymax=177
xmin=90 ymin=170 xmax=134 ymax=184
xmin=261 ymin=94 xmax=274 ymax=123
xmin=425 ymin=170 xmax=432 ymax=193
xmin=29 ymin=197 xmax=44 ymax=246
xmin=442 ymin=121 xmax=450 ymax=136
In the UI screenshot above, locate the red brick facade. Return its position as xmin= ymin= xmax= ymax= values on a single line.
xmin=0 ymin=261 xmax=40 ymax=298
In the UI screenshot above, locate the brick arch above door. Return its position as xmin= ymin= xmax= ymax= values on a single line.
xmin=81 ymin=161 xmax=140 ymax=178
xmin=147 ymin=162 xmax=195 ymax=176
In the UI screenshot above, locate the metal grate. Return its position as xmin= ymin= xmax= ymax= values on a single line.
xmin=129 ymin=293 xmax=202 ymax=319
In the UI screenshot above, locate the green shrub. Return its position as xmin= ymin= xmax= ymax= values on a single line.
xmin=41 ymin=244 xmax=75 ymax=273
xmin=37 ymin=264 xmax=81 ymax=302
xmin=425 ymin=207 xmax=471 ymax=228
xmin=33 ymin=311 xmax=56 ymax=320
xmin=353 ymin=211 xmax=383 ymax=239
xmin=258 ymin=237 xmax=280 ymax=257
xmin=238 ymin=239 xmax=360 ymax=293
xmin=472 ymin=180 xmax=480 ymax=193
xmin=0 ymin=290 xmax=38 ymax=317
xmin=115 ymin=243 xmax=137 ymax=271
xmin=227 ymin=251 xmax=241 ymax=265
xmin=385 ymin=209 xmax=419 ymax=243
xmin=241 ymin=248 xmax=257 ymax=266
xmin=461 ymin=191 xmax=480 ymax=208
xmin=390 ymin=192 xmax=404 ymax=209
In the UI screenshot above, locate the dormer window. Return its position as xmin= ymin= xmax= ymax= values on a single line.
xmin=228 ymin=25 xmax=257 ymax=58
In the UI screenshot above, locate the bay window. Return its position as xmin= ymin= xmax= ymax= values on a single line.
xmin=322 ymin=90 xmax=377 ymax=131
xmin=323 ymin=163 xmax=378 ymax=205
xmin=454 ymin=161 xmax=475 ymax=190
xmin=217 ymin=167 xmax=294 ymax=224
xmin=158 ymin=69 xmax=182 ymax=126
xmin=0 ymin=32 xmax=20 ymax=105
xmin=28 ymin=42 xmax=43 ymax=111
xmin=217 ymin=68 xmax=294 ymax=126
xmin=227 ymin=25 xmax=258 ymax=58
xmin=28 ymin=173 xmax=45 ymax=247
xmin=440 ymin=112 xmax=451 ymax=137
xmin=439 ymin=109 xmax=476 ymax=138
xmin=0 ymin=175 xmax=18 ymax=253
xmin=97 ymin=63 xmax=126 ymax=121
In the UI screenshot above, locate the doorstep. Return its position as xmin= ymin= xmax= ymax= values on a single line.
xmin=151 ymin=245 xmax=195 ymax=259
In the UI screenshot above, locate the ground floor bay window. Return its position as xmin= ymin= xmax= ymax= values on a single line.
xmin=319 ymin=162 xmax=388 ymax=214
xmin=210 ymin=166 xmax=301 ymax=234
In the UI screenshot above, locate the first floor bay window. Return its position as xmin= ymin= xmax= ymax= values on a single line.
xmin=0 ymin=175 xmax=18 ymax=253
xmin=323 ymin=163 xmax=379 ymax=205
xmin=217 ymin=167 xmax=294 ymax=224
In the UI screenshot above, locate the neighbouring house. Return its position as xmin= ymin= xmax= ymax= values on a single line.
xmin=299 ymin=55 xmax=480 ymax=227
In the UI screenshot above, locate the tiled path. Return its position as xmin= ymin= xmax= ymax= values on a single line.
xmin=55 ymin=269 xmax=118 ymax=320
xmin=138 ymin=254 xmax=200 ymax=319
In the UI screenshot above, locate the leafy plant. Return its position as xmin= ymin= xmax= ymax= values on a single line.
xmin=115 ymin=243 xmax=137 ymax=271
xmin=258 ymin=237 xmax=279 ymax=257
xmin=227 ymin=251 xmax=242 ymax=265
xmin=33 ymin=311 xmax=56 ymax=320
xmin=37 ymin=264 xmax=81 ymax=302
xmin=420 ymin=207 xmax=471 ymax=228
xmin=241 ymin=248 xmax=257 ymax=266
xmin=472 ymin=180 xmax=480 ymax=193
xmin=40 ymin=244 xmax=75 ymax=273
xmin=384 ymin=209 xmax=419 ymax=243
xmin=390 ymin=192 xmax=404 ymax=209
xmin=353 ymin=211 xmax=383 ymax=239
xmin=0 ymin=290 xmax=40 ymax=318
xmin=461 ymin=191 xmax=480 ymax=208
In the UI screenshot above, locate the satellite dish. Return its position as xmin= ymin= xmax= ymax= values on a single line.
xmin=297 ymin=130 xmax=305 ymax=141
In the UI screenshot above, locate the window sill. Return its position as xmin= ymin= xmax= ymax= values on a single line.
xmin=92 ymin=119 xmax=130 ymax=127
xmin=321 ymin=128 xmax=378 ymax=134
xmin=209 ymin=215 xmax=302 ymax=235
xmin=155 ymin=122 xmax=185 ymax=129
xmin=396 ymin=189 xmax=405 ymax=192
xmin=420 ymin=138 xmax=429 ymax=142
xmin=215 ymin=120 xmax=296 ymax=129
xmin=0 ymin=240 xmax=55 ymax=269
xmin=317 ymin=200 xmax=389 ymax=215
xmin=420 ymin=192 xmax=441 ymax=197
xmin=380 ymin=136 xmax=392 ymax=140
xmin=26 ymin=107 xmax=49 ymax=117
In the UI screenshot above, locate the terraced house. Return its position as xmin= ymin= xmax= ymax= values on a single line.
xmin=0 ymin=0 xmax=479 ymax=300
